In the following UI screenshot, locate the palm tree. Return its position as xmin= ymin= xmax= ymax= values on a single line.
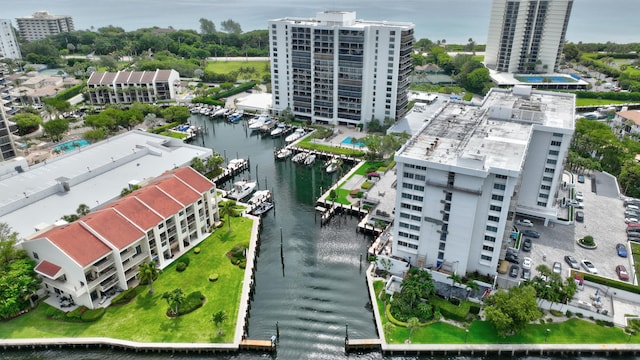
xmin=448 ymin=272 xmax=463 ymax=299
xmin=76 ymin=203 xmax=90 ymax=217
xmin=465 ymin=280 xmax=480 ymax=300
xmin=407 ymin=317 xmax=420 ymax=342
xmin=162 ymin=288 xmax=185 ymax=316
xmin=137 ymin=261 xmax=160 ymax=294
xmin=220 ymin=200 xmax=237 ymax=232
xmin=212 ymin=310 xmax=228 ymax=336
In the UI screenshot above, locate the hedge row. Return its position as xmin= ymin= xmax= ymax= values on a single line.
xmin=44 ymin=305 xmax=105 ymax=322
xmin=50 ymin=82 xmax=85 ymax=101
xmin=582 ymin=273 xmax=640 ymax=295
xmin=430 ymin=296 xmax=471 ymax=322
xmin=111 ymin=288 xmax=138 ymax=305
xmin=574 ymin=91 xmax=640 ymax=102
xmin=189 ymin=96 xmax=225 ymax=106
xmin=212 ymin=81 xmax=256 ymax=100
xmin=150 ymin=121 xmax=181 ymax=134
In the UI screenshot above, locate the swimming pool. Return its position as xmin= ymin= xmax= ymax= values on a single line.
xmin=515 ymin=75 xmax=577 ymax=83
xmin=53 ymin=139 xmax=90 ymax=153
xmin=341 ymin=136 xmax=365 ymax=147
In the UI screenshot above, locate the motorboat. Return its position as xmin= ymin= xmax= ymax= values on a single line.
xmin=325 ymin=158 xmax=342 ymax=173
xmin=251 ymin=201 xmax=274 ymax=216
xmin=248 ymin=190 xmax=271 ymax=205
xmin=285 ymin=128 xmax=306 ymax=143
xmin=275 ymin=148 xmax=292 ymax=160
xmin=227 ymin=179 xmax=257 ymax=200
xmin=228 ymin=110 xmax=244 ymax=123
xmin=303 ymin=154 xmax=316 ymax=166
xmin=226 ymin=158 xmax=245 ymax=171
xmin=222 ymin=108 xmax=233 ymax=117
xmin=291 ymin=152 xmax=308 ymax=163
xmin=260 ymin=120 xmax=277 ymax=133
xmin=248 ymin=114 xmax=262 ymax=126
xmin=270 ymin=123 xmax=286 ymax=137
xmin=249 ymin=114 xmax=272 ymax=131
xmin=212 ymin=107 xmax=227 ymax=117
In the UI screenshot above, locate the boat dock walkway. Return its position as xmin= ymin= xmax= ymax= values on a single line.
xmin=212 ymin=158 xmax=250 ymax=186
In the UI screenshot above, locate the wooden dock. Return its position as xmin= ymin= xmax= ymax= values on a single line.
xmin=212 ymin=159 xmax=250 ymax=186
xmin=239 ymin=339 xmax=275 ymax=352
xmin=345 ymin=338 xmax=381 ymax=352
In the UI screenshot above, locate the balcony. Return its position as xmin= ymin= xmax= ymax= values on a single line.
xmin=123 ymin=254 xmax=148 ymax=272
xmin=100 ymin=276 xmax=119 ymax=292
xmin=92 ymin=257 xmax=115 ymax=272
xmin=87 ymin=266 xmax=117 ymax=289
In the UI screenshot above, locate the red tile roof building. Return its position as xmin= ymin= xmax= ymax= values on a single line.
xmin=22 ymin=167 xmax=218 ymax=309
xmin=86 ymin=69 xmax=180 ymax=104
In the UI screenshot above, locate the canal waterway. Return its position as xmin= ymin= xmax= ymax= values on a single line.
xmin=2 ymin=116 xmax=632 ymax=360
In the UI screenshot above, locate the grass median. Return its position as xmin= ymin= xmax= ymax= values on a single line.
xmin=0 ymin=216 xmax=253 ymax=343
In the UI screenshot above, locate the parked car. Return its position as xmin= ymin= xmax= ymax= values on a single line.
xmin=505 ymin=253 xmax=519 ymax=264
xmin=522 ymin=238 xmax=532 ymax=252
xmin=624 ymin=198 xmax=640 ymax=207
xmin=521 ymin=268 xmax=531 ymax=280
xmin=625 ymin=217 xmax=639 ymax=224
xmin=567 ymin=200 xmax=584 ymax=209
xmin=521 ymin=230 xmax=540 ymax=238
xmin=575 ymin=211 xmax=584 ymax=222
xmin=625 ymin=210 xmax=640 ymax=218
xmin=564 ymin=255 xmax=580 ymax=269
xmin=575 ymin=191 xmax=584 ymax=202
xmin=516 ymin=219 xmax=534 ymax=227
xmin=577 ymin=174 xmax=585 ymax=183
xmin=616 ymin=243 xmax=628 ymax=257
xmin=509 ymin=264 xmax=520 ymax=278
xmin=552 ymin=262 xmax=562 ymax=274
xmin=522 ymin=257 xmax=532 ymax=270
xmin=581 ymin=260 xmax=598 ymax=274
xmin=616 ymin=265 xmax=630 ymax=281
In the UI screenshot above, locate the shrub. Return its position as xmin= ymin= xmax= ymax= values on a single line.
xmin=176 ymin=262 xmax=187 ymax=272
xmin=239 ymin=259 xmax=246 ymax=269
xmin=580 ymin=235 xmax=595 ymax=246
xmin=449 ymin=298 xmax=461 ymax=306
xmin=361 ymin=181 xmax=373 ymax=190
xmin=177 ymin=291 xmax=205 ymax=316
xmin=576 ymin=313 xmax=584 ymax=318
xmin=595 ymin=319 xmax=615 ymax=327
xmin=565 ymin=310 xmax=573 ymax=317
xmin=209 ymin=273 xmax=219 ymax=282
xmin=111 ymin=288 xmax=137 ymax=305
xmin=66 ymin=306 xmax=86 ymax=321
xmin=547 ymin=318 xmax=554 ymax=323
xmin=469 ymin=304 xmax=481 ymax=315
xmin=179 ymin=256 xmax=190 ymax=266
xmin=550 ymin=309 xmax=564 ymax=317
xmin=194 ymin=247 xmax=201 ymax=254
xmin=81 ymin=308 xmax=106 ymax=322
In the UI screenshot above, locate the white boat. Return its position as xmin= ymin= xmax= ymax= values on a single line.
xmin=248 ymin=114 xmax=261 ymax=126
xmin=325 ymin=158 xmax=342 ymax=173
xmin=303 ymin=154 xmax=316 ymax=166
xmin=270 ymin=123 xmax=286 ymax=137
xmin=291 ymin=152 xmax=308 ymax=163
xmin=276 ymin=148 xmax=292 ymax=159
xmin=285 ymin=128 xmax=306 ymax=143
xmin=251 ymin=201 xmax=274 ymax=216
xmin=227 ymin=179 xmax=257 ymax=200
xmin=248 ymin=190 xmax=271 ymax=205
xmin=227 ymin=158 xmax=245 ymax=171
xmin=212 ymin=107 xmax=227 ymax=117
xmin=228 ymin=110 xmax=244 ymax=123
xmin=222 ymin=108 xmax=233 ymax=117
xmin=249 ymin=119 xmax=264 ymax=131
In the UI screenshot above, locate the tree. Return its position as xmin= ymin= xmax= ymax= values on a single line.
xmin=465 ymin=280 xmax=480 ymax=299
xmin=0 ymin=223 xmax=40 ymax=319
xmin=407 ymin=317 xmax=420 ymax=342
xmin=212 ymin=310 xmax=228 ymax=336
xmin=137 ymin=261 xmax=161 ymax=294
xmin=99 ymin=55 xmax=118 ymax=71
xmin=563 ymin=43 xmax=581 ymax=62
xmin=220 ymin=200 xmax=237 ymax=232
xmin=448 ymin=272 xmax=463 ymax=299
xmin=76 ymin=203 xmax=90 ymax=216
xmin=83 ymin=128 xmax=107 ymax=142
xmin=13 ymin=113 xmax=42 ymax=135
xmin=484 ymin=285 xmax=542 ymax=336
xmin=43 ymin=118 xmax=69 ymax=142
xmin=162 ymin=106 xmax=190 ymax=123
xmin=199 ymin=18 xmax=216 ymax=34
xmin=162 ymin=288 xmax=185 ymax=316
xmin=220 ymin=19 xmax=242 ymax=34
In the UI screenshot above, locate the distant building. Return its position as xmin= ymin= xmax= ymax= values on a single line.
xmin=87 ymin=69 xmax=181 ymax=105
xmin=485 ymin=0 xmax=573 ymax=74
xmin=392 ymin=85 xmax=574 ymax=277
xmin=269 ymin=11 xmax=414 ymax=127
xmin=21 ymin=166 xmax=219 ymax=309
xmin=16 ymin=11 xmax=75 ymax=42
xmin=0 ymin=19 xmax=21 ymax=59
xmin=613 ymin=110 xmax=640 ymax=137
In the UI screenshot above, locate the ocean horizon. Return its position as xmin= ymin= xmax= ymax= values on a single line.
xmin=5 ymin=0 xmax=640 ymax=44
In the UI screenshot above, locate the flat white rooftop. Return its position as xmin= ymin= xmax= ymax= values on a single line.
xmin=398 ymin=87 xmax=575 ymax=173
xmin=0 ymin=131 xmax=212 ymax=238
xmin=270 ymin=11 xmax=413 ymax=30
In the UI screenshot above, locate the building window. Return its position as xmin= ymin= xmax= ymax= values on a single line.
xmin=437 ymin=252 xmax=445 ymax=260
xmin=552 ymin=132 xmax=563 ymax=137
xmin=493 ymin=183 xmax=506 ymax=190
xmin=484 ymin=235 xmax=496 ymax=242
xmin=544 ymin=167 xmax=555 ymax=173
xmin=400 ymin=212 xmax=410 ymax=219
xmin=415 ymin=174 xmax=426 ymax=181
xmin=482 ymin=245 xmax=494 ymax=252
xmin=496 ymin=174 xmax=507 ymax=179
xmin=402 ymin=183 xmax=413 ymax=189
xmin=491 ymin=194 xmax=504 ymax=201
xmin=486 ymin=225 xmax=498 ymax=232
xmin=403 ymin=172 xmax=414 ymax=179
xmin=550 ymin=140 xmax=561 ymax=146
xmin=32 ymin=252 xmax=39 ymax=260
xmin=548 ymin=150 xmax=559 ymax=155
xmin=488 ymin=215 xmax=500 ymax=222
xmin=546 ymin=159 xmax=557 ymax=164
xmin=489 ymin=205 xmax=502 ymax=212
xmin=537 ymin=201 xmax=547 ymax=206
xmin=412 ymin=195 xmax=423 ymax=201
xmin=481 ymin=255 xmax=492 ymax=261
xmin=414 ymin=185 xmax=424 ymax=191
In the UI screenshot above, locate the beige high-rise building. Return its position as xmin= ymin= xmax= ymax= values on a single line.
xmin=16 ymin=11 xmax=74 ymax=42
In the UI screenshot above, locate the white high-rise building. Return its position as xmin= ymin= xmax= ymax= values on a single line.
xmin=269 ymin=11 xmax=413 ymax=127
xmin=392 ymin=86 xmax=574 ymax=276
xmin=16 ymin=11 xmax=74 ymax=42
xmin=485 ymin=0 xmax=573 ymax=74
xmin=0 ymin=20 xmax=21 ymax=59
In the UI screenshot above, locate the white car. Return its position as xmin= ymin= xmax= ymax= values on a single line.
xmin=575 ymin=191 xmax=584 ymax=202
xmin=625 ymin=217 xmax=639 ymax=224
xmin=522 ymin=257 xmax=532 ymax=270
xmin=581 ymin=260 xmax=598 ymax=274
xmin=516 ymin=219 xmax=534 ymax=227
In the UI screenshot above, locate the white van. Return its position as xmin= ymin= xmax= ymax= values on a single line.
xmin=627 ymin=204 xmax=640 ymax=211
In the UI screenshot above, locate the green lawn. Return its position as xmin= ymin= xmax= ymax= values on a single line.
xmin=374 ymin=280 xmax=639 ymax=344
xmin=0 ymin=216 xmax=253 ymax=343
xmin=576 ymin=98 xmax=639 ymax=107
xmin=330 ymin=161 xmax=387 ymax=205
xmin=205 ymin=61 xmax=269 ymax=82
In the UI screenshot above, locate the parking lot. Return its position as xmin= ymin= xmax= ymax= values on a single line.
xmin=500 ymin=171 xmax=635 ymax=285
